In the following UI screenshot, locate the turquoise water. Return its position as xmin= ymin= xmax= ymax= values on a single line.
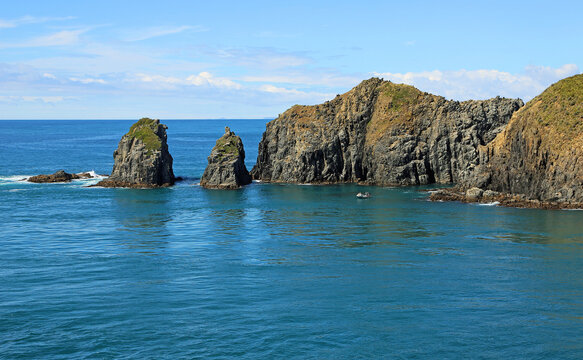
xmin=1 ymin=120 xmax=583 ymax=359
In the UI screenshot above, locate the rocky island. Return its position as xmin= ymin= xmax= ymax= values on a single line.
xmin=431 ymin=74 xmax=583 ymax=209
xmin=251 ymin=78 xmax=523 ymax=186
xmin=96 ymin=118 xmax=175 ymax=188
xmin=28 ymin=170 xmax=95 ymax=183
xmin=200 ymin=127 xmax=252 ymax=189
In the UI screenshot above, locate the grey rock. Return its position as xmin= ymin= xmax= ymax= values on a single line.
xmin=483 ymin=190 xmax=499 ymax=199
xmin=465 ymin=187 xmax=484 ymax=201
xmin=251 ymin=78 xmax=523 ymax=185
xmin=460 ymin=74 xmax=583 ymax=205
xmin=96 ymin=118 xmax=175 ymax=188
xmin=200 ymin=127 xmax=251 ymax=189
xmin=28 ymin=170 xmax=81 ymax=183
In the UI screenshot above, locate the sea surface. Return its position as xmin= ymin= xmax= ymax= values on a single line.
xmin=1 ymin=120 xmax=583 ymax=359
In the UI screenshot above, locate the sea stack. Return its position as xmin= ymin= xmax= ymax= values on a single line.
xmin=200 ymin=127 xmax=252 ymax=189
xmin=433 ymin=74 xmax=583 ymax=208
xmin=251 ymin=78 xmax=523 ymax=185
xmin=96 ymin=118 xmax=175 ymax=188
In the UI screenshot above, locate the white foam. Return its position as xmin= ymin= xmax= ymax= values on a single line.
xmin=478 ymin=201 xmax=500 ymax=206
xmin=70 ymin=170 xmax=108 ymax=185
xmin=0 ymin=175 xmax=30 ymax=182
xmin=8 ymin=188 xmax=27 ymax=192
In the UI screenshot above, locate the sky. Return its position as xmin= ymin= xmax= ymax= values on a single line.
xmin=0 ymin=0 xmax=581 ymax=119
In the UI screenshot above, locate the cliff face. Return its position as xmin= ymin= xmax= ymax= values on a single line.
xmin=200 ymin=127 xmax=252 ymax=189
xmin=97 ymin=118 xmax=175 ymax=188
xmin=460 ymin=74 xmax=583 ymax=204
xmin=251 ymin=78 xmax=523 ymax=185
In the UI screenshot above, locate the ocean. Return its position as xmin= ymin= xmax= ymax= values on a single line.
xmin=1 ymin=120 xmax=583 ymax=359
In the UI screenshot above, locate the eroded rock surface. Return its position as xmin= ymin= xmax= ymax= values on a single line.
xmin=96 ymin=118 xmax=175 ymax=188
xmin=200 ymin=127 xmax=251 ymax=189
xmin=251 ymin=78 xmax=523 ymax=185
xmin=455 ymin=74 xmax=583 ymax=206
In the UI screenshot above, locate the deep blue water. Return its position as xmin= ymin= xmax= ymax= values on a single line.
xmin=1 ymin=120 xmax=583 ymax=359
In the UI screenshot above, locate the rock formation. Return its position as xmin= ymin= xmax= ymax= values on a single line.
xmin=251 ymin=78 xmax=523 ymax=185
xmin=200 ymin=127 xmax=252 ymax=189
xmin=433 ymin=74 xmax=583 ymax=208
xmin=28 ymin=170 xmax=94 ymax=183
xmin=96 ymin=118 xmax=175 ymax=188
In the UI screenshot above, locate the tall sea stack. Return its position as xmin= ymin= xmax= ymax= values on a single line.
xmin=97 ymin=118 xmax=175 ymax=188
xmin=200 ymin=127 xmax=252 ymax=189
xmin=251 ymin=78 xmax=523 ymax=185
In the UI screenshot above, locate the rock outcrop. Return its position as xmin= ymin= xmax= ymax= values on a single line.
xmin=28 ymin=170 xmax=94 ymax=183
xmin=438 ymin=74 xmax=583 ymax=207
xmin=251 ymin=78 xmax=523 ymax=185
xmin=200 ymin=127 xmax=252 ymax=189
xmin=96 ymin=118 xmax=175 ymax=188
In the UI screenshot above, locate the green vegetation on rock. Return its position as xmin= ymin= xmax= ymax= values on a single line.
xmin=530 ymin=74 xmax=583 ymax=139
xmin=379 ymin=82 xmax=421 ymax=110
xmin=215 ymin=135 xmax=240 ymax=160
xmin=128 ymin=118 xmax=162 ymax=154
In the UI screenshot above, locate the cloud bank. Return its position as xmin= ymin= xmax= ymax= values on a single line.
xmin=374 ymin=64 xmax=580 ymax=101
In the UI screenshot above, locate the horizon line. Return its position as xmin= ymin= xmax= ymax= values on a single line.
xmin=0 ymin=118 xmax=275 ymax=121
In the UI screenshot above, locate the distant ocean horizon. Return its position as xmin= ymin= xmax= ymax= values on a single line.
xmin=2 ymin=120 xmax=583 ymax=359
xmin=0 ymin=118 xmax=275 ymax=121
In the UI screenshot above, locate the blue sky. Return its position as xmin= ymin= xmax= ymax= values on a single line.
xmin=0 ymin=0 xmax=581 ymax=119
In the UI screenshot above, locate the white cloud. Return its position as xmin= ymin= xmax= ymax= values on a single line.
xmin=186 ymin=72 xmax=241 ymax=89
xmin=373 ymin=64 xmax=581 ymax=101
xmin=0 ymin=95 xmax=66 ymax=103
xmin=0 ymin=28 xmax=90 ymax=48
xmin=42 ymin=73 xmax=57 ymax=79
xmin=69 ymin=77 xmax=107 ymax=84
xmin=212 ymin=47 xmax=311 ymax=69
xmin=132 ymin=71 xmax=241 ymax=89
xmin=123 ymin=25 xmax=207 ymax=41
xmin=0 ymin=15 xmax=75 ymax=29
xmin=259 ymin=84 xmax=305 ymax=95
xmin=258 ymin=84 xmax=334 ymax=102
xmin=241 ymin=73 xmax=361 ymax=88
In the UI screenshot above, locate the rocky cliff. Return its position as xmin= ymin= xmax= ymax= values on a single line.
xmin=96 ymin=118 xmax=175 ymax=188
xmin=448 ymin=74 xmax=583 ymax=206
xmin=251 ymin=78 xmax=523 ymax=185
xmin=200 ymin=127 xmax=252 ymax=189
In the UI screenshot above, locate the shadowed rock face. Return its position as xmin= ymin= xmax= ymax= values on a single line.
xmin=200 ymin=127 xmax=251 ymax=189
xmin=97 ymin=118 xmax=175 ymax=188
xmin=251 ymin=78 xmax=523 ymax=186
xmin=458 ymin=74 xmax=583 ymax=205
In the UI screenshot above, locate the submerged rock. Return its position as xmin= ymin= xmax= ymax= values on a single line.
xmin=96 ymin=118 xmax=175 ymax=188
xmin=251 ymin=78 xmax=522 ymax=185
xmin=28 ymin=170 xmax=91 ymax=183
xmin=200 ymin=127 xmax=251 ymax=189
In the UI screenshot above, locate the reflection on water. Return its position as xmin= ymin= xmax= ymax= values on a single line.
xmin=242 ymin=184 xmax=445 ymax=249
xmin=112 ymin=189 xmax=172 ymax=253
xmin=3 ymin=178 xmax=583 ymax=358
